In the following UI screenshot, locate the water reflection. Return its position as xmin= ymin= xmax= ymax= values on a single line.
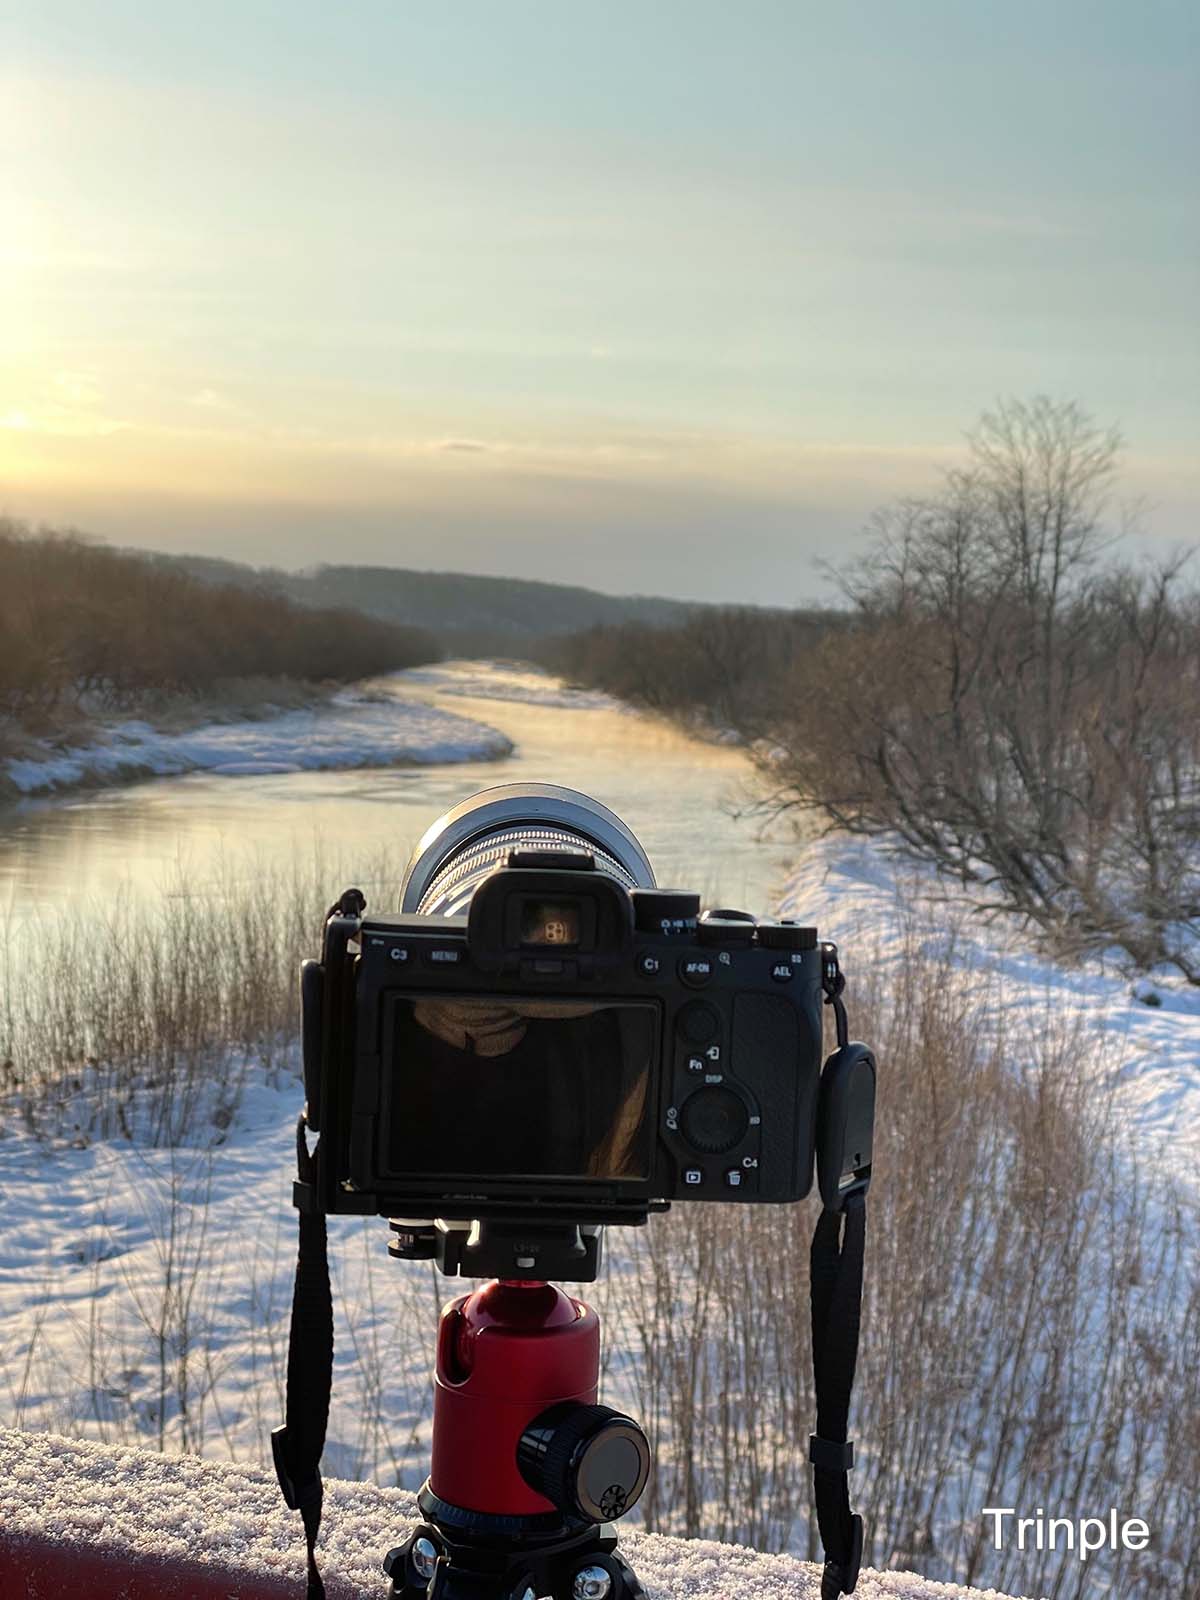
xmin=0 ymin=667 xmax=797 ymax=921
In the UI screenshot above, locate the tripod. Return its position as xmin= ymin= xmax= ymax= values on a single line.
xmin=382 ymin=1226 xmax=650 ymax=1600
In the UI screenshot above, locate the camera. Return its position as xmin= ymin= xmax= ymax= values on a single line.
xmin=276 ymin=784 xmax=875 ymax=1598
xmin=298 ymin=783 xmax=863 ymax=1254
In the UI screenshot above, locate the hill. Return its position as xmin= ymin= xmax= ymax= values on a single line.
xmin=143 ymin=552 xmax=709 ymax=652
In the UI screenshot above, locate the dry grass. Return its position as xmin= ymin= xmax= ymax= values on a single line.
xmin=1 ymin=862 xmax=1195 ymax=1598
xmin=0 ymin=847 xmax=408 ymax=1145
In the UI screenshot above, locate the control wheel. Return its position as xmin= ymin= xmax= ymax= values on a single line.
xmin=680 ymin=1086 xmax=749 ymax=1154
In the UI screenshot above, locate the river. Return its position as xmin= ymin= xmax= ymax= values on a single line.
xmin=0 ymin=662 xmax=797 ymax=925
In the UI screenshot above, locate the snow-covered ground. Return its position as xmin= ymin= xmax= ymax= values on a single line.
xmin=0 ymin=1426 xmax=1037 ymax=1600
xmin=1 ymin=837 xmax=1193 ymax=1592
xmin=2 ymin=679 xmax=512 ymax=797
xmin=0 ymin=1070 xmax=407 ymax=1478
xmin=779 ymin=834 xmax=1200 ymax=1183
xmin=1 ymin=664 xmax=1195 ymax=1599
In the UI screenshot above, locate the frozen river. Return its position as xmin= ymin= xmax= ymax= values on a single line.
xmin=0 ymin=661 xmax=798 ymax=925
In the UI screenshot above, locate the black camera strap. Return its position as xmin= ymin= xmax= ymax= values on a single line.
xmin=808 ymin=942 xmax=871 ymax=1598
xmin=272 ymin=1117 xmax=333 ymax=1600
xmin=809 ymin=1193 xmax=867 ymax=1597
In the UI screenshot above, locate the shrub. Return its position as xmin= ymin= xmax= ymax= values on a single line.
xmin=0 ymin=521 xmax=439 ymax=725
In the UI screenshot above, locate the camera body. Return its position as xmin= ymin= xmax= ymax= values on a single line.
xmin=301 ymin=847 xmax=826 ymax=1226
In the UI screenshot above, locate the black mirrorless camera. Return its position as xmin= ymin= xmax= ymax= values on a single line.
xmin=298 ymin=784 xmax=873 ymax=1278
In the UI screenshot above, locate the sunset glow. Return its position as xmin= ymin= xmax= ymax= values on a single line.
xmin=3 ymin=1 xmax=1196 ymax=599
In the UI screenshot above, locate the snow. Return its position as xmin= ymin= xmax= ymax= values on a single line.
xmin=0 ymin=1426 xmax=1037 ymax=1600
xmin=1 ymin=662 xmax=1195 ymax=1600
xmin=398 ymin=658 xmax=630 ymax=713
xmin=0 ymin=1071 xmax=445 ymax=1478
xmin=2 ymin=680 xmax=512 ymax=797
xmin=777 ymin=833 xmax=1200 ymax=1184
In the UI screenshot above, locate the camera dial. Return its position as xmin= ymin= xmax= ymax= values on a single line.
xmin=681 ymin=1086 xmax=750 ymax=1154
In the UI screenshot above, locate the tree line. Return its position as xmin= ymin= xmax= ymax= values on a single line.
xmin=0 ymin=521 xmax=438 ymax=728
xmin=552 ymin=399 xmax=1200 ymax=984
xmin=539 ymin=604 xmax=845 ymax=731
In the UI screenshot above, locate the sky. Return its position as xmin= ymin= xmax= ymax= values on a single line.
xmin=2 ymin=1 xmax=1197 ymax=604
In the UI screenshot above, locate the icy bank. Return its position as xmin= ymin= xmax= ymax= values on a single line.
xmin=0 ymin=1427 xmax=1036 ymax=1600
xmin=399 ymin=658 xmax=630 ymax=712
xmin=2 ymin=682 xmax=512 ymax=798
xmin=779 ymin=833 xmax=1200 ymax=1183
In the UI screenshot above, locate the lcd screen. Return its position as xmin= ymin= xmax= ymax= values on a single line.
xmin=384 ymin=997 xmax=657 ymax=1180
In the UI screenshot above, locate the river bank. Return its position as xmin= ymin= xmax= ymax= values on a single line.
xmin=0 ymin=675 xmax=513 ymax=800
xmin=783 ymin=831 xmax=1200 ymax=1184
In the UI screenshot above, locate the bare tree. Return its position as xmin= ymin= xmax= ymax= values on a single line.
xmin=754 ymin=397 xmax=1199 ymax=981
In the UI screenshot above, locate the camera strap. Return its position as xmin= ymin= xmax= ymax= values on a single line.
xmin=809 ymin=1192 xmax=866 ymax=1597
xmin=271 ymin=1117 xmax=333 ymax=1600
xmin=808 ymin=943 xmax=871 ymax=1598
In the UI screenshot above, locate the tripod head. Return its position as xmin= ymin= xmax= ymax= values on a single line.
xmin=386 ymin=1203 xmax=668 ymax=1283
xmin=388 ymin=1217 xmax=605 ymax=1281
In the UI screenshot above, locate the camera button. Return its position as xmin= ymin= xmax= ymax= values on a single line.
xmin=769 ymin=960 xmax=795 ymax=983
xmin=637 ymin=952 xmax=662 ymax=978
xmin=519 ymin=956 xmax=578 ymax=981
xmin=682 ymin=1167 xmax=705 ymax=1186
xmin=678 ymin=955 xmax=714 ymax=987
xmin=686 ymin=1055 xmax=705 ymax=1073
xmin=677 ymin=1002 xmax=719 ymax=1044
xmin=724 ymin=1168 xmax=744 ymax=1189
xmin=424 ymin=946 xmax=464 ymax=967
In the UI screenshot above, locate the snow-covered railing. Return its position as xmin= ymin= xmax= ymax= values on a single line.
xmin=0 ymin=1428 xmax=1034 ymax=1600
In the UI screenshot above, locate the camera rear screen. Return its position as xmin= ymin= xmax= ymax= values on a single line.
xmin=384 ymin=996 xmax=658 ymax=1181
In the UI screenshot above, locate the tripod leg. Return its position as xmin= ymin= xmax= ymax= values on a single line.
xmin=607 ymin=1552 xmax=648 ymax=1600
xmin=560 ymin=1551 xmax=648 ymax=1600
xmin=387 ymin=1545 xmax=539 ymax=1600
xmin=424 ymin=1553 xmax=530 ymax=1600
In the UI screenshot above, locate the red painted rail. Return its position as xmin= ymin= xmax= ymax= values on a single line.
xmin=0 ymin=1536 xmax=299 ymax=1599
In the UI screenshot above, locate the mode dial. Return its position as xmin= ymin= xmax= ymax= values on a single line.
xmin=517 ymin=1402 xmax=650 ymax=1522
xmin=632 ymin=890 xmax=701 ymax=937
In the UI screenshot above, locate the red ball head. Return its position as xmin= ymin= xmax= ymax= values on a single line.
xmin=429 ymin=1279 xmax=600 ymax=1515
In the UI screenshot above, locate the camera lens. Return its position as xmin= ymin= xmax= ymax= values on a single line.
xmin=401 ymin=784 xmax=656 ymax=916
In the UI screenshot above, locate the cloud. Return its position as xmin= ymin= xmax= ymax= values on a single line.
xmin=189 ymin=389 xmax=252 ymax=418
xmin=51 ymin=371 xmax=103 ymax=406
